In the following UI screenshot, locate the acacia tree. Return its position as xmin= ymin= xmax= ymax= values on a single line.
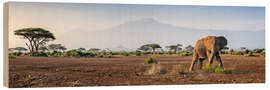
xmin=89 ymin=48 xmax=101 ymax=52
xmin=77 ymin=48 xmax=86 ymax=52
xmin=139 ymin=44 xmax=161 ymax=53
xmin=185 ymin=45 xmax=194 ymax=52
xmin=138 ymin=45 xmax=151 ymax=52
xmin=149 ymin=44 xmax=162 ymax=53
xmin=14 ymin=28 xmax=55 ymax=56
xmin=166 ymin=44 xmax=183 ymax=53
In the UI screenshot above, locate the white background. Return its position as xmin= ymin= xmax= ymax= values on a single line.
xmin=0 ymin=0 xmax=269 ymax=90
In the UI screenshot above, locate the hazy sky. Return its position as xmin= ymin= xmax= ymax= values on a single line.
xmin=8 ymin=2 xmax=265 ymax=50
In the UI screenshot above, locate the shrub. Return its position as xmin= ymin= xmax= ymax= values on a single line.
xmin=35 ymin=52 xmax=49 ymax=57
xmin=202 ymin=64 xmax=234 ymax=74
xmin=253 ymin=48 xmax=264 ymax=53
xmin=167 ymin=51 xmax=173 ymax=55
xmin=66 ymin=50 xmax=80 ymax=57
xmin=107 ymin=55 xmax=112 ymax=58
xmin=178 ymin=51 xmax=192 ymax=56
xmin=260 ymin=52 xmax=265 ymax=57
xmin=50 ymin=52 xmax=63 ymax=57
xmin=65 ymin=50 xmax=96 ymax=57
xmin=120 ymin=52 xmax=129 ymax=56
xmin=135 ymin=51 xmax=141 ymax=56
xmin=9 ymin=52 xmax=23 ymax=56
xmin=106 ymin=52 xmax=113 ymax=58
xmin=247 ymin=52 xmax=254 ymax=56
xmin=142 ymin=52 xmax=151 ymax=55
xmin=231 ymin=51 xmax=244 ymax=55
xmin=84 ymin=52 xmax=95 ymax=57
xmin=157 ymin=52 xmax=164 ymax=55
xmin=202 ymin=64 xmax=216 ymax=73
xmin=223 ymin=51 xmax=229 ymax=54
xmin=8 ymin=54 xmax=16 ymax=59
xmin=111 ymin=52 xmax=120 ymax=55
xmin=144 ymin=56 xmax=158 ymax=64
xmin=22 ymin=53 xmax=31 ymax=56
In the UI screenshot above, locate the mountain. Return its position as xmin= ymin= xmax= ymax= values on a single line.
xmin=66 ymin=18 xmax=265 ymax=51
xmin=108 ymin=45 xmax=134 ymax=52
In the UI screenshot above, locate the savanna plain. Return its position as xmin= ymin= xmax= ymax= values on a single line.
xmin=9 ymin=54 xmax=265 ymax=87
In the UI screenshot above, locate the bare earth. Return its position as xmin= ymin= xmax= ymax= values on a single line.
xmin=9 ymin=55 xmax=265 ymax=87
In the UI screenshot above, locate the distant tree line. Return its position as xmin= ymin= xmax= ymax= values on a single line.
xmin=9 ymin=27 xmax=265 ymax=58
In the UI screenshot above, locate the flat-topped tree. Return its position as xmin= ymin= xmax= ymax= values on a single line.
xmin=89 ymin=48 xmax=101 ymax=52
xmin=185 ymin=45 xmax=194 ymax=52
xmin=77 ymin=48 xmax=86 ymax=52
xmin=139 ymin=44 xmax=162 ymax=53
xmin=14 ymin=28 xmax=55 ymax=56
xmin=166 ymin=44 xmax=183 ymax=53
xmin=138 ymin=45 xmax=151 ymax=52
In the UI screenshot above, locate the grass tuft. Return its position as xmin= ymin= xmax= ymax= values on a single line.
xmin=144 ymin=56 xmax=158 ymax=64
xmin=202 ymin=64 xmax=235 ymax=74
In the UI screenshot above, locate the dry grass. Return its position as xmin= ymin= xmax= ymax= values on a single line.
xmin=145 ymin=64 xmax=167 ymax=75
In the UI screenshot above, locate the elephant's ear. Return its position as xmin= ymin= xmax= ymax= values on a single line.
xmin=203 ymin=36 xmax=216 ymax=51
xmin=216 ymin=36 xmax=227 ymax=49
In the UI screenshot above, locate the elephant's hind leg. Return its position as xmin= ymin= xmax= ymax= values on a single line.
xmin=216 ymin=54 xmax=224 ymax=68
xmin=189 ymin=53 xmax=199 ymax=71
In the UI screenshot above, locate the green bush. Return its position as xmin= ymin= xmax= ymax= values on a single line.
xmin=9 ymin=52 xmax=23 ymax=56
xmin=35 ymin=52 xmax=49 ymax=57
xmin=120 ymin=52 xmax=129 ymax=56
xmin=144 ymin=56 xmax=158 ymax=64
xmin=22 ymin=53 xmax=31 ymax=56
xmin=202 ymin=64 xmax=216 ymax=72
xmin=231 ymin=51 xmax=244 ymax=55
xmin=247 ymin=52 xmax=254 ymax=56
xmin=260 ymin=52 xmax=265 ymax=57
xmin=50 ymin=52 xmax=63 ymax=57
xmin=167 ymin=51 xmax=173 ymax=55
xmin=135 ymin=51 xmax=141 ymax=56
xmin=223 ymin=51 xmax=229 ymax=54
xmin=142 ymin=52 xmax=151 ymax=55
xmin=65 ymin=50 xmax=95 ymax=57
xmin=111 ymin=52 xmax=120 ymax=55
xmin=83 ymin=52 xmax=95 ymax=57
xmin=202 ymin=64 xmax=235 ymax=74
xmin=66 ymin=50 xmax=79 ymax=57
xmin=8 ymin=54 xmax=16 ymax=59
xmin=106 ymin=52 xmax=113 ymax=58
xmin=178 ymin=51 xmax=192 ymax=56
xmin=156 ymin=52 xmax=164 ymax=55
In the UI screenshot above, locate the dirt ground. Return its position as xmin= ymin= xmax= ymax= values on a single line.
xmin=8 ymin=55 xmax=265 ymax=88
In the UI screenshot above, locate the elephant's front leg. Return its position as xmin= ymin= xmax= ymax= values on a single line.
xmin=189 ymin=53 xmax=199 ymax=71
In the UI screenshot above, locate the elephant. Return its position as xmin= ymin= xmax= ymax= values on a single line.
xmin=189 ymin=36 xmax=227 ymax=71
